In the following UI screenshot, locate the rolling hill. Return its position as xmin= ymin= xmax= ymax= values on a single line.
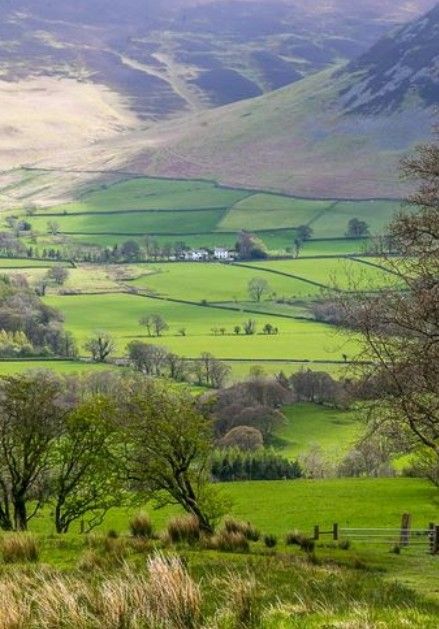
xmin=0 ymin=0 xmax=435 ymax=118
xmin=92 ymin=3 xmax=436 ymax=199
xmin=0 ymin=1 xmax=437 ymax=207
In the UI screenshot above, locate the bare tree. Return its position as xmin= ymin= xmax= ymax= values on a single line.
xmin=47 ymin=266 xmax=69 ymax=286
xmin=85 ymin=331 xmax=115 ymax=363
xmin=340 ymin=139 xmax=439 ymax=462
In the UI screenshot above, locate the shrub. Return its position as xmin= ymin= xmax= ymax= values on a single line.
xmin=167 ymin=515 xmax=200 ymax=545
xmin=107 ymin=529 xmax=119 ymax=539
xmin=300 ymin=538 xmax=315 ymax=553
xmin=224 ymin=518 xmax=260 ymax=541
xmin=209 ymin=531 xmax=249 ymax=553
xmin=263 ymin=534 xmax=277 ymax=548
xmin=1 ymin=533 xmax=39 ymax=563
xmin=285 ymin=530 xmax=305 ymax=546
xmin=129 ymin=512 xmax=153 ymax=539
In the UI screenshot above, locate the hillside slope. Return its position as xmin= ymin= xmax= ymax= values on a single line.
xmin=98 ymin=4 xmax=437 ymax=199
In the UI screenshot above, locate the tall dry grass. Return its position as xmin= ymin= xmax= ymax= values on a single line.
xmin=0 ymin=554 xmax=200 ymax=629
xmin=0 ymin=534 xmax=39 ymax=564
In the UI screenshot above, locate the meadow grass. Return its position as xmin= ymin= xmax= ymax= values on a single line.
xmin=38 ymin=177 xmax=250 ymax=213
xmin=219 ymin=194 xmax=332 ymax=230
xmin=0 ymin=258 xmax=59 ymax=268
xmin=273 ymin=403 xmax=360 ymax=459
xmin=311 ymin=199 xmax=399 ymax=238
xmin=129 ymin=262 xmax=323 ymax=301
xmin=27 ymin=207 xmax=228 ymax=235
xmin=0 ymin=360 xmax=112 ymax=376
xmin=44 ymin=293 xmax=359 ymax=361
xmin=244 ymin=257 xmax=396 ymax=290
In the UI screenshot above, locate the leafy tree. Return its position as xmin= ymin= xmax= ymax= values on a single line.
xmin=0 ymin=373 xmax=66 ymax=530
xmin=120 ymin=240 xmax=141 ymax=261
xmin=85 ymin=331 xmax=115 ymax=362
xmin=243 ymin=319 xmax=256 ymax=335
xmin=236 ymin=231 xmax=268 ymax=259
xmin=127 ymin=341 xmax=167 ymax=376
xmin=122 ymin=384 xmax=224 ymax=533
xmin=219 ymin=426 xmax=263 ymax=451
xmin=346 ymin=218 xmax=369 ymax=238
xmin=296 ymin=225 xmax=313 ymax=241
xmin=51 ymin=396 xmax=124 ymax=533
xmin=247 ymin=277 xmax=270 ymax=302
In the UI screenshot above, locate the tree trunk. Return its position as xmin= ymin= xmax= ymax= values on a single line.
xmin=13 ymin=497 xmax=28 ymax=531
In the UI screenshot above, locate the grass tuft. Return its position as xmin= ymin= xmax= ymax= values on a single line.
xmin=167 ymin=515 xmax=201 ymax=546
xmin=1 ymin=533 xmax=39 ymax=563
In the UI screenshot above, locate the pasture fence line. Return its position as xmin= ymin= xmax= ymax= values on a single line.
xmin=312 ymin=514 xmax=438 ymax=555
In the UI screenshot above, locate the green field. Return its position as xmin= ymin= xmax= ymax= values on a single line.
xmin=7 ymin=177 xmax=401 ymax=255
xmin=244 ymin=257 xmax=396 ymax=290
xmin=311 ymin=200 xmax=399 ymax=238
xmin=45 ymin=293 xmax=358 ymax=361
xmin=219 ymin=194 xmax=332 ymax=230
xmin=130 ymin=262 xmax=323 ymax=301
xmin=0 ymin=360 xmax=111 ymax=375
xmin=0 ymin=258 xmax=60 ymax=268
xmin=38 ymin=178 xmax=250 ymax=213
xmin=274 ymin=403 xmax=360 ymax=459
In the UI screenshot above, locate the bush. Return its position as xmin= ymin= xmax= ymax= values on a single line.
xmin=1 ymin=533 xmax=39 ymax=563
xmin=285 ymin=530 xmax=305 ymax=546
xmin=224 ymin=518 xmax=260 ymax=541
xmin=107 ymin=529 xmax=119 ymax=539
xmin=209 ymin=530 xmax=250 ymax=553
xmin=129 ymin=512 xmax=153 ymax=539
xmin=167 ymin=515 xmax=201 ymax=546
xmin=263 ymin=534 xmax=277 ymax=548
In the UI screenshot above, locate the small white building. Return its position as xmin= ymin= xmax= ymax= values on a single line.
xmin=183 ymin=249 xmax=209 ymax=261
xmin=213 ymin=247 xmax=230 ymax=260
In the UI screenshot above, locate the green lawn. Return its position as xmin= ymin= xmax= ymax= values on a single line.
xmin=44 ymin=293 xmax=358 ymax=361
xmin=274 ymin=403 xmax=360 ymax=459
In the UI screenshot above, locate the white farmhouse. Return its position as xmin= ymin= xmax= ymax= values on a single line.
xmin=213 ymin=247 xmax=230 ymax=260
xmin=183 ymin=249 xmax=209 ymax=261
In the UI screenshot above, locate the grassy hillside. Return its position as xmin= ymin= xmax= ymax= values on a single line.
xmin=274 ymin=403 xmax=360 ymax=459
xmin=45 ymin=292 xmax=359 ymax=362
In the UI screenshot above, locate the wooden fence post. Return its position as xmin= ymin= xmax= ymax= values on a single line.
xmin=400 ymin=513 xmax=411 ymax=547
xmin=313 ymin=525 xmax=320 ymax=541
xmin=333 ymin=523 xmax=338 ymax=541
xmin=433 ymin=525 xmax=439 ymax=555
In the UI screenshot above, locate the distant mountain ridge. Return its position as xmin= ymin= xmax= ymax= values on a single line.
xmin=0 ymin=0 xmax=436 ymax=117
xmin=339 ymin=3 xmax=439 ymax=113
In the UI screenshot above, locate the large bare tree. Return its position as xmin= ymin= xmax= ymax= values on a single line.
xmin=344 ymin=138 xmax=438 ymax=461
